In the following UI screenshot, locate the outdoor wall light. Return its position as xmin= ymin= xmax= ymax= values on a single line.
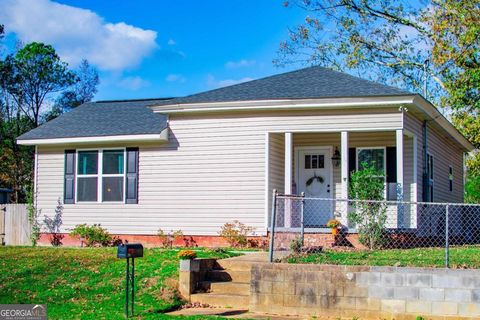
xmin=331 ymin=147 xmax=341 ymax=167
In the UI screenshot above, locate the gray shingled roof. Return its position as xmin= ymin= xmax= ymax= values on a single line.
xmin=17 ymin=99 xmax=170 ymax=140
xmin=153 ymin=66 xmax=410 ymax=106
xmin=18 ymin=66 xmax=410 ymax=141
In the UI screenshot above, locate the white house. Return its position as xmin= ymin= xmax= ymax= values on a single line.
xmin=17 ymin=66 xmax=473 ymax=246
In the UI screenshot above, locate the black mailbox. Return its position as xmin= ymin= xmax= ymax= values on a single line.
xmin=117 ymin=243 xmax=144 ymax=259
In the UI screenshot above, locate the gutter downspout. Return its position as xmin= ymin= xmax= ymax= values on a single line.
xmin=422 ymin=121 xmax=429 ymax=202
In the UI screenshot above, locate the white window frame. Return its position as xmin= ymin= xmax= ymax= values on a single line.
xmin=356 ymin=147 xmax=387 ymax=179
xmin=75 ymin=148 xmax=127 ymax=203
xmin=356 ymin=147 xmax=387 ymax=198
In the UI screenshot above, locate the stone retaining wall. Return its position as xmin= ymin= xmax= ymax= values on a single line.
xmin=250 ymin=263 xmax=480 ymax=319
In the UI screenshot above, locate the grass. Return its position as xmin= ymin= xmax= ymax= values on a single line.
xmin=0 ymin=246 xmax=238 ymax=319
xmin=285 ymin=245 xmax=480 ymax=268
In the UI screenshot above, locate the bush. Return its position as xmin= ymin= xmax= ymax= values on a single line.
xmin=157 ymin=229 xmax=184 ymax=248
xmin=219 ymin=220 xmax=254 ymax=248
xmin=70 ymin=224 xmax=116 ymax=247
xmin=348 ymin=162 xmax=387 ymax=250
xmin=177 ymin=250 xmax=197 ymax=260
xmin=289 ymin=237 xmax=303 ymax=253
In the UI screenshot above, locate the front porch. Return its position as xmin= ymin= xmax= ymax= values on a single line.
xmin=266 ymin=130 xmax=418 ymax=229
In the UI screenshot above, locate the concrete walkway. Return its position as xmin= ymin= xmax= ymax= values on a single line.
xmin=167 ymin=307 xmax=306 ymax=319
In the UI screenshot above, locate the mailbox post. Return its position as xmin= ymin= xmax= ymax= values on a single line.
xmin=117 ymin=243 xmax=143 ymax=318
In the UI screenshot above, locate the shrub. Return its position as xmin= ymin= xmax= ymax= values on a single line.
xmin=348 ymin=162 xmax=387 ymax=250
xmin=157 ymin=229 xmax=184 ymax=248
xmin=219 ymin=220 xmax=254 ymax=248
xmin=70 ymin=224 xmax=115 ymax=247
xmin=177 ymin=249 xmax=197 ymax=260
xmin=289 ymin=236 xmax=303 ymax=253
xmin=326 ymin=219 xmax=341 ymax=229
xmin=43 ymin=198 xmax=64 ymax=246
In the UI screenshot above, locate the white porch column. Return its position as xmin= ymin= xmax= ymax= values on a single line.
xmin=396 ymin=129 xmax=404 ymax=201
xmin=284 ymin=132 xmax=293 ymax=194
xmin=396 ymin=129 xmax=405 ymax=228
xmin=341 ymin=131 xmax=349 ymax=199
xmin=340 ymin=131 xmax=349 ymax=226
xmin=284 ymin=132 xmax=293 ymax=228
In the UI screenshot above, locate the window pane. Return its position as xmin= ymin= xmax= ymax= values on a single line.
xmin=358 ymin=149 xmax=385 ymax=172
xmin=78 ymin=151 xmax=98 ymax=175
xmin=103 ymin=150 xmax=124 ymax=174
xmin=312 ymin=155 xmax=318 ymax=168
xmin=305 ymin=155 xmax=311 ymax=169
xmin=318 ymin=155 xmax=325 ymax=168
xmin=103 ymin=177 xmax=124 ymax=202
xmin=77 ymin=177 xmax=98 ymax=201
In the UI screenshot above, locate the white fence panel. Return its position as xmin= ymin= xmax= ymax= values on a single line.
xmin=3 ymin=204 xmax=30 ymax=246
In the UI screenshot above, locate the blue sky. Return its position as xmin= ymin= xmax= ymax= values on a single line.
xmin=0 ymin=0 xmax=307 ymax=101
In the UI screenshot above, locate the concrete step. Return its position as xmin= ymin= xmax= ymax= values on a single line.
xmin=214 ymin=259 xmax=254 ymax=272
xmin=190 ymin=293 xmax=250 ymax=309
xmin=206 ymin=270 xmax=251 ymax=283
xmin=198 ymin=281 xmax=250 ymax=295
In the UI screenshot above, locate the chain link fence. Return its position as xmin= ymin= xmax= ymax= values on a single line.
xmin=268 ymin=191 xmax=480 ymax=267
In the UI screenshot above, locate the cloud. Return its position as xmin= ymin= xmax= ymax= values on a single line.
xmin=166 ymin=74 xmax=186 ymax=83
xmin=0 ymin=0 xmax=158 ymax=71
xmin=167 ymin=39 xmax=176 ymax=45
xmin=118 ymin=76 xmax=150 ymax=90
xmin=225 ymin=59 xmax=256 ymax=69
xmin=207 ymin=74 xmax=254 ymax=88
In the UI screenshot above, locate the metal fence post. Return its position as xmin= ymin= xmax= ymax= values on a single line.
xmin=268 ymin=189 xmax=277 ymax=263
xmin=445 ymin=204 xmax=449 ymax=268
xmin=300 ymin=192 xmax=305 ymax=246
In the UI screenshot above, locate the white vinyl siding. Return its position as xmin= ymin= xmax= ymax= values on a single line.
xmin=35 ymin=108 xmax=403 ymax=236
xmin=403 ymin=112 xmax=465 ymax=203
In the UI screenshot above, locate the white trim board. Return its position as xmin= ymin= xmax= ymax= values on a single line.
xmin=17 ymin=130 xmax=169 ymax=146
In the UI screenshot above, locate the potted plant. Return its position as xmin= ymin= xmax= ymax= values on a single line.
xmin=326 ymin=219 xmax=341 ymax=236
xmin=178 ymin=250 xmax=199 ymax=272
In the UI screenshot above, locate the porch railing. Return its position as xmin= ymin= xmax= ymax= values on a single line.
xmin=268 ymin=190 xmax=480 ymax=267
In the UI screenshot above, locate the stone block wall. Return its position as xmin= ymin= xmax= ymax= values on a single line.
xmin=250 ymin=263 xmax=480 ymax=319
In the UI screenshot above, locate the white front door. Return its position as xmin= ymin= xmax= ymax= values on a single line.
xmin=296 ymin=147 xmax=333 ymax=227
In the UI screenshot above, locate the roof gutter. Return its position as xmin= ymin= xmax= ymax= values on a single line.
xmin=17 ymin=129 xmax=169 ymax=146
xmin=150 ymin=95 xmax=417 ymax=113
xmin=412 ymin=95 xmax=474 ymax=151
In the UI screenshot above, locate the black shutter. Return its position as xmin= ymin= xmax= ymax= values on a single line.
xmin=386 ymin=147 xmax=397 ymax=200
xmin=348 ymin=148 xmax=356 ymax=177
xmin=125 ymin=147 xmax=139 ymax=204
xmin=386 ymin=147 xmax=397 ymax=183
xmin=64 ymin=149 xmax=76 ymax=204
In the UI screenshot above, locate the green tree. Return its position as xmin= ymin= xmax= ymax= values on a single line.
xmin=348 ymin=163 xmax=388 ymax=249
xmin=278 ymin=0 xmax=480 ymax=201
xmin=45 ymin=59 xmax=99 ymax=121
xmin=6 ymin=42 xmax=77 ymax=127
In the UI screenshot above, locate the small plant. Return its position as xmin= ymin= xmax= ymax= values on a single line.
xmin=177 ymin=249 xmax=197 ymax=260
xmin=43 ymin=198 xmax=64 ymax=246
xmin=219 ymin=220 xmax=254 ymax=248
xmin=157 ymin=229 xmax=184 ymax=248
xmin=26 ymin=187 xmax=41 ymax=246
xmin=70 ymin=224 xmax=115 ymax=247
xmin=326 ymin=219 xmax=341 ymax=229
xmin=416 ymin=316 xmax=425 ymax=320
xmin=289 ymin=236 xmax=303 ymax=253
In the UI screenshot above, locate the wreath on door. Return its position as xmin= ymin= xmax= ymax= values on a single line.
xmin=306 ymin=172 xmax=325 ymax=186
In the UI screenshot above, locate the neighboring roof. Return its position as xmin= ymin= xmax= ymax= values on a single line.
xmin=17 ymin=99 xmax=171 ymax=141
xmin=152 ymin=66 xmax=410 ymax=107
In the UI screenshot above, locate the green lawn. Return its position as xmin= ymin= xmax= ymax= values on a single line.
xmin=0 ymin=246 xmax=237 ymax=319
xmin=285 ymin=245 xmax=480 ymax=268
